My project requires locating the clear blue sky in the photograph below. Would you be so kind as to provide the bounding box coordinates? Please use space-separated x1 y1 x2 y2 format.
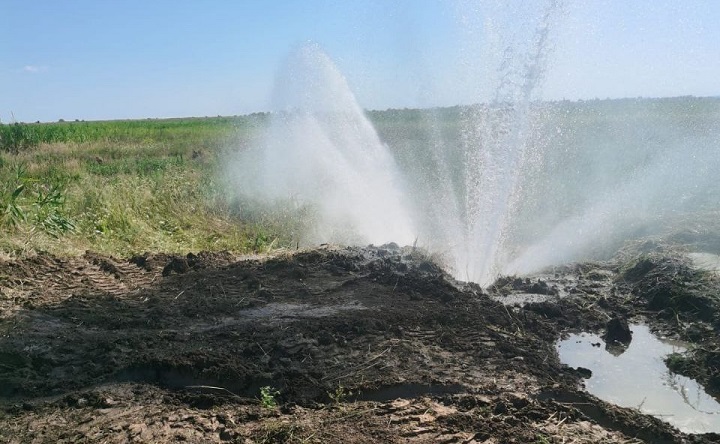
2 0 719 122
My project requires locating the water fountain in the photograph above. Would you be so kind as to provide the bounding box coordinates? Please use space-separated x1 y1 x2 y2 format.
387 0 565 284
230 1 720 286
229 43 416 247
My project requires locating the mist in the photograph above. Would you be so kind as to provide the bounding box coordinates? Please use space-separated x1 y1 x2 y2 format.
227 43 416 247
226 2 720 286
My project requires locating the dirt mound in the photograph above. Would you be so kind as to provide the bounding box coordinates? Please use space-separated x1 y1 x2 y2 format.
1 245 719 443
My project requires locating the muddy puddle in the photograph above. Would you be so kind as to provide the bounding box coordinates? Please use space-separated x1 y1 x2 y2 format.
557 324 720 434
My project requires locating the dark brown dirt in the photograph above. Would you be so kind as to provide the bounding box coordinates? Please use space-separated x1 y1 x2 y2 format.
0 244 719 443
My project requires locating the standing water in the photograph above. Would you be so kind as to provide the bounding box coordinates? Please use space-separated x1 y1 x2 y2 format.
557 325 720 434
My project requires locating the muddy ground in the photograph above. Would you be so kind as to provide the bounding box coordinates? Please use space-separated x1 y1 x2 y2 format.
1 242 719 443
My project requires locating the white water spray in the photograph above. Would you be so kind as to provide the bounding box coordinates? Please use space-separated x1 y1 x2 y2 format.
505 99 720 275
229 3 564 285
231 43 416 247
229 2 719 286
401 0 565 284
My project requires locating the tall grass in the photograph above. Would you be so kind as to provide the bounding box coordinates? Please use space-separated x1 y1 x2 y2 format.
0 114 283 257
0 115 268 154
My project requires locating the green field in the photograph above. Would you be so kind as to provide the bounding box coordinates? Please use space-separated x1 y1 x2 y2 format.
0 115 281 257
2 96 718 259
0 109 462 258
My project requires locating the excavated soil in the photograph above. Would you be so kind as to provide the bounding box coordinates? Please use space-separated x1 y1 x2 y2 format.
1 243 719 443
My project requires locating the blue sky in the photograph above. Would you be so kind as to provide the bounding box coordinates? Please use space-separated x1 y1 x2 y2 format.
2 0 719 122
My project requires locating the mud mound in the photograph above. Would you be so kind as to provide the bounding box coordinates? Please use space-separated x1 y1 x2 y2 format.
619 254 719 321
1 245 719 443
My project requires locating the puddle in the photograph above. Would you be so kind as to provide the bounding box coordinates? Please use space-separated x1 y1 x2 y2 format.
116 365 272 399
356 383 467 402
557 324 720 434
688 252 720 275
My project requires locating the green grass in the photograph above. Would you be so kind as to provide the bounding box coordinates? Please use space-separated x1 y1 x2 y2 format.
0 115 269 154
259 386 280 409
0 114 286 258
2 96 717 259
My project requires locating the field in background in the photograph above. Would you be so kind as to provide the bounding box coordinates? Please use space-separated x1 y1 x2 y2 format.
0 115 285 257
372 96 720 260
1 96 718 260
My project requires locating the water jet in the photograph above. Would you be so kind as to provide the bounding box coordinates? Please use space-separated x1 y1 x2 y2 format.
229 2 720 287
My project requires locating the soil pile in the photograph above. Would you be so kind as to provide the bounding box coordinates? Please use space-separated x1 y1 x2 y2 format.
1 244 719 443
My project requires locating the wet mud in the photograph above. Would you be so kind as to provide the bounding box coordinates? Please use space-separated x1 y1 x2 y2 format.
1 243 719 443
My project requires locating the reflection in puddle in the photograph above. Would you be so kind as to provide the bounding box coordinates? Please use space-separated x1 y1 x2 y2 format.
557 324 720 434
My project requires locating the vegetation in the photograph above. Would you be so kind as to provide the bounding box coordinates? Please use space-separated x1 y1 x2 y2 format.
252 421 307 444
2 95 717 259
0 116 260 154
327 384 353 404
0 115 283 257
259 385 280 409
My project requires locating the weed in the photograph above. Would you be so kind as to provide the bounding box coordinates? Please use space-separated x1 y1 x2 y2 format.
535 434 552 444
328 384 353 404
259 386 280 409
1 165 28 227
253 421 309 444
0 163 75 237
33 183 75 237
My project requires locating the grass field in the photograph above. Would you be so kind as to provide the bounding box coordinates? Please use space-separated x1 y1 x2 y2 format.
2 96 718 259
0 115 284 257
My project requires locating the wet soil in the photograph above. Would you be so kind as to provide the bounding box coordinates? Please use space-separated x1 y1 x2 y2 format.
1 243 719 443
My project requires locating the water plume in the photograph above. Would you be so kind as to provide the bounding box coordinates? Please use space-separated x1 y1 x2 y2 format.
230 43 415 247
400 0 566 284
504 98 720 274
229 2 720 287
